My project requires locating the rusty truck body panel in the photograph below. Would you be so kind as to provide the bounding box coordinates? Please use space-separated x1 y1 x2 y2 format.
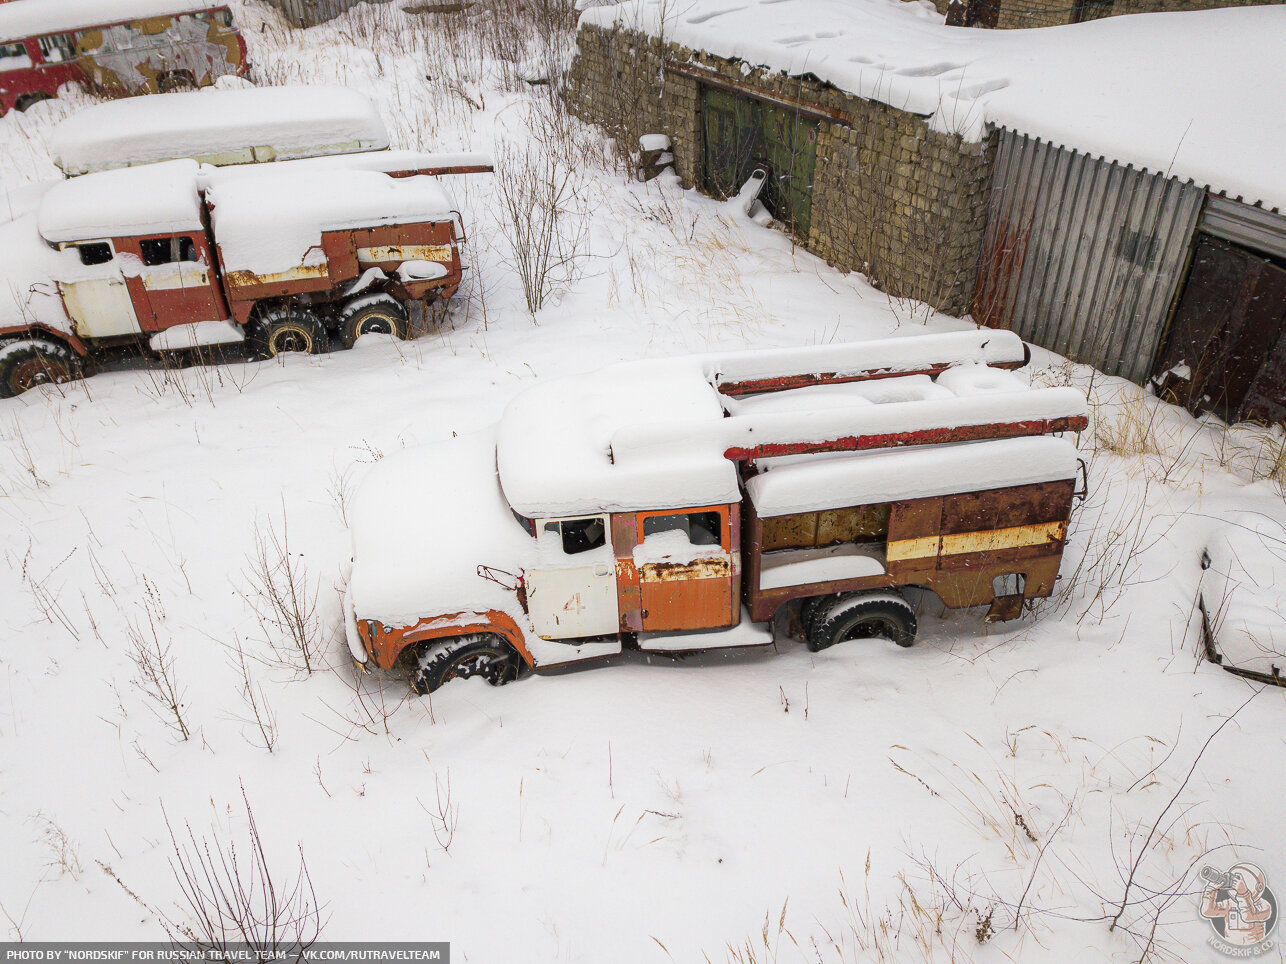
344 331 1089 692
0 1 247 116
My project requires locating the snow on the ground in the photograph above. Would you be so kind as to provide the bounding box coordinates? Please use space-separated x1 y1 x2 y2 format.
583 0 1286 212
0 2 1284 962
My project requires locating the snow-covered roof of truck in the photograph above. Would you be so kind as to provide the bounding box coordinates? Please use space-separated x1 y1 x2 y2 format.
745 435 1078 517
204 167 458 275
0 0 223 41
581 0 1286 213
37 159 205 243
50 86 389 177
496 332 1087 517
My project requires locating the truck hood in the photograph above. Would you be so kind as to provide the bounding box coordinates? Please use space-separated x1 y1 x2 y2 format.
0 214 76 334
347 429 537 629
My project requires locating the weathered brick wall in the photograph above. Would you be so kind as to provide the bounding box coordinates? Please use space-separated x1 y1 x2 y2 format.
1081 0 1283 17
567 23 996 316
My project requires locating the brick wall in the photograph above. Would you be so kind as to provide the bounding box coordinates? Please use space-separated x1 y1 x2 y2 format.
567 22 996 316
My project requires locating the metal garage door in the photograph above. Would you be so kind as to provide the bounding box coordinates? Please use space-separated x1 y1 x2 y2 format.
975 129 1204 384
701 86 817 236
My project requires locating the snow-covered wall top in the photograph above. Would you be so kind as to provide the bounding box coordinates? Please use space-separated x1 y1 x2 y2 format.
38 159 205 243
0 0 221 41
51 86 389 176
581 0 1286 212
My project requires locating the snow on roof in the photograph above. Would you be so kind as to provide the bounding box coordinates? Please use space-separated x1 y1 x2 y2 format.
496 336 1087 518
0 0 222 42
204 167 457 275
50 86 389 176
582 1 1286 212
745 435 1078 517
37 159 204 243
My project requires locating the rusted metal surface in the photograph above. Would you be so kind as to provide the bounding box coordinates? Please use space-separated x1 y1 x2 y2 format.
1151 234 1286 424
0 6 246 114
359 609 533 671
664 60 858 128
387 163 493 178
745 479 1074 622
0 322 89 356
716 355 1027 397
722 414 1087 462
610 504 739 633
975 128 1204 385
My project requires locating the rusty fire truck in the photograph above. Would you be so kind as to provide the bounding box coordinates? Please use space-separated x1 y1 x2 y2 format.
0 151 490 397
344 330 1089 693
0 0 248 115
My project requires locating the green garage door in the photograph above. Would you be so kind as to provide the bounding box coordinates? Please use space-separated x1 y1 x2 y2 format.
701 86 818 237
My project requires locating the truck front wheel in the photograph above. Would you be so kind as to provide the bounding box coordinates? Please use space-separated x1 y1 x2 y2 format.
412 633 524 694
339 294 408 349
0 339 81 399
249 306 328 359
807 592 917 652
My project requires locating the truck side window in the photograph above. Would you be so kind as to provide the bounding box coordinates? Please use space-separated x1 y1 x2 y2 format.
0 42 29 70
141 237 199 266
545 518 606 555
37 34 76 63
76 242 112 266
643 511 722 546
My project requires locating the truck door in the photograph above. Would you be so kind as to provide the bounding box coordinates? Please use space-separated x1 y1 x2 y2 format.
524 515 620 640
57 240 142 339
633 507 735 632
129 234 227 331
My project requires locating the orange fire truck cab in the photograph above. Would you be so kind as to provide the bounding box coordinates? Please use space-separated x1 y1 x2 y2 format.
344 330 1089 694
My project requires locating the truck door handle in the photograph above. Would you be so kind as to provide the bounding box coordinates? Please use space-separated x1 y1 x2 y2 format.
593 563 611 576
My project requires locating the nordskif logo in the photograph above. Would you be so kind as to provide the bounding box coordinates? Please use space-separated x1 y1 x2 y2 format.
1199 863 1278 957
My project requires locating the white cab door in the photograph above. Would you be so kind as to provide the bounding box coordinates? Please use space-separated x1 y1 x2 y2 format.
58 241 141 339
525 515 620 640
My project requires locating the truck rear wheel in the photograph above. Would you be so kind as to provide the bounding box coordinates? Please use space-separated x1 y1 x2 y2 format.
339 294 408 349
412 633 523 694
807 592 917 652
249 306 328 359
0 339 80 399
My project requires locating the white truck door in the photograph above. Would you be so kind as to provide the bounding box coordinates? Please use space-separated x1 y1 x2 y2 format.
525 515 620 640
58 241 141 339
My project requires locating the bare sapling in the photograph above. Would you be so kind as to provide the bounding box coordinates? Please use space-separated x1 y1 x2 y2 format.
418 767 458 855
228 635 279 753
495 124 591 314
163 791 325 959
240 507 326 677
126 606 190 741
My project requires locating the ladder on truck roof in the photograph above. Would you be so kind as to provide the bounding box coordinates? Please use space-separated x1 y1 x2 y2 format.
611 331 1088 465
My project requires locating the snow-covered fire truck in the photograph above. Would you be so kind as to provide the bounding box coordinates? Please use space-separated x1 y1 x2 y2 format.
344 330 1089 693
0 150 489 397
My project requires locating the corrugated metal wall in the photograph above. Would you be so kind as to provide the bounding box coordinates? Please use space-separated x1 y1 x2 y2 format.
975 129 1205 384
262 0 394 27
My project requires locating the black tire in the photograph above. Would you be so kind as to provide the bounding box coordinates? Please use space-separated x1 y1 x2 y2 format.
806 593 917 652
14 93 51 113
0 338 81 399
411 633 524 695
339 294 409 349
248 305 328 359
798 594 836 637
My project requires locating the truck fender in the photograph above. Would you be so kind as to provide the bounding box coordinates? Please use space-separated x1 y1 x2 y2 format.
0 324 88 357
363 609 533 670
